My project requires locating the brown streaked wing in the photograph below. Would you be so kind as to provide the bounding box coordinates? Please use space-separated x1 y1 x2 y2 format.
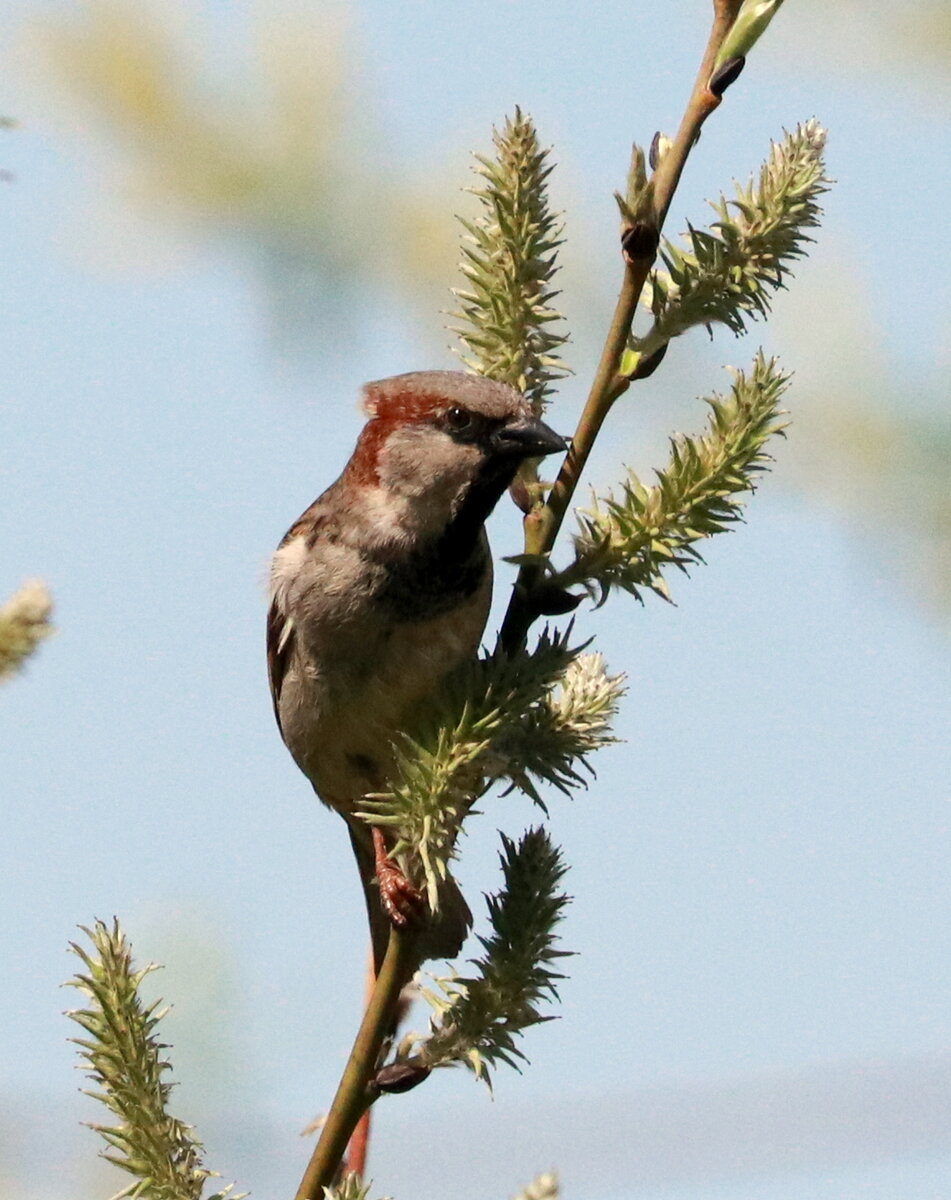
266 599 294 737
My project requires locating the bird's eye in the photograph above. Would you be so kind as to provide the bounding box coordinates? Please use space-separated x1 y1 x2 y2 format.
444 405 474 433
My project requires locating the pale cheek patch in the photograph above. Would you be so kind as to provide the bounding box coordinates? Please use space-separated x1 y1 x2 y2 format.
358 486 417 548
380 428 482 501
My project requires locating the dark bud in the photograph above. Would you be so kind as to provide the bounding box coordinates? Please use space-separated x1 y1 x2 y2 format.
621 221 660 263
375 1062 432 1094
629 341 669 381
709 55 746 98
649 132 661 171
530 582 584 617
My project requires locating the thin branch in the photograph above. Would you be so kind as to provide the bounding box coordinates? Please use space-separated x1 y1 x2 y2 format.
498 3 737 652
342 954 378 1181
294 927 419 1200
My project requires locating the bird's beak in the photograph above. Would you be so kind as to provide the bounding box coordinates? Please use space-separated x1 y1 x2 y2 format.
492 415 568 459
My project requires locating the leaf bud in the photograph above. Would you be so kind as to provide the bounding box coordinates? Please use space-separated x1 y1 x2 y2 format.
649 131 672 171
709 55 746 98
621 222 660 263
375 1062 432 1094
529 582 584 617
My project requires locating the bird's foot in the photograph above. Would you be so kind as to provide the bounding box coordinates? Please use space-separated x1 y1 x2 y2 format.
372 827 425 928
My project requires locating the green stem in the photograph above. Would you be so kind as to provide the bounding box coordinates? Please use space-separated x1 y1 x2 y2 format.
498 1 737 653
294 927 419 1200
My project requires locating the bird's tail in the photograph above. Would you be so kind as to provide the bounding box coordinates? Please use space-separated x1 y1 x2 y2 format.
348 824 472 977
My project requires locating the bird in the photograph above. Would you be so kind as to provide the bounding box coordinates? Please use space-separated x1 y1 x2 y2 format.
266 370 566 972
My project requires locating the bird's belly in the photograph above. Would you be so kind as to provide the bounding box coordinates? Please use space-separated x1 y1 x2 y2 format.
279 582 489 809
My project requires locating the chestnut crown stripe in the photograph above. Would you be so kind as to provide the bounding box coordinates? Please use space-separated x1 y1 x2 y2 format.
363 390 464 424
361 371 527 421
344 399 454 488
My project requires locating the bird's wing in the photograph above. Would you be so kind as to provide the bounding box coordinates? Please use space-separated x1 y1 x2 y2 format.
266 598 295 737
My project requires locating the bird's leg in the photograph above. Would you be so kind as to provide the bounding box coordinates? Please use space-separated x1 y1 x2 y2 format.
372 826 424 927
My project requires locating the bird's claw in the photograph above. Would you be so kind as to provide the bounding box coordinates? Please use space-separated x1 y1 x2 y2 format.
378 861 425 927
372 828 425 928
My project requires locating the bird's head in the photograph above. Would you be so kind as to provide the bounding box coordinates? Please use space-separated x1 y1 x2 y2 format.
345 370 566 542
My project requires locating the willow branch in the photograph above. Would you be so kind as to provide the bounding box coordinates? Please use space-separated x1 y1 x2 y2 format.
294 928 419 1200
498 1 738 652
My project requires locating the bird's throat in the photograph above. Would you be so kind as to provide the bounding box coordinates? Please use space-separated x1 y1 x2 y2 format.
445 457 520 553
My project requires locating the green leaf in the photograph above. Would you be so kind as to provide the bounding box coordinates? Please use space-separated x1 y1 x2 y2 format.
450 108 570 413
634 121 828 355
65 920 244 1200
400 828 571 1086
565 352 790 603
358 633 621 908
715 1 787 68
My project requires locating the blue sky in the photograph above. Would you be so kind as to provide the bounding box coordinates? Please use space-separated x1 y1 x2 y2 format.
2 2 950 1198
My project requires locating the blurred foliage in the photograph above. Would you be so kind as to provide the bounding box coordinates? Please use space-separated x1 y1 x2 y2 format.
512 1175 559 1200
789 380 951 616
0 580 53 680
33 0 459 338
896 2 951 67
771 241 951 620
885 1 951 80
759 2 950 617
792 0 951 87
40 5 354 250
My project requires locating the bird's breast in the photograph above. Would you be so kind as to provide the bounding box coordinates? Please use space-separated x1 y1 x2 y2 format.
274 533 492 808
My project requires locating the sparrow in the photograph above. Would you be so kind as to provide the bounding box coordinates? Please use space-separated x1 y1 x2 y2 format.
267 370 566 972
